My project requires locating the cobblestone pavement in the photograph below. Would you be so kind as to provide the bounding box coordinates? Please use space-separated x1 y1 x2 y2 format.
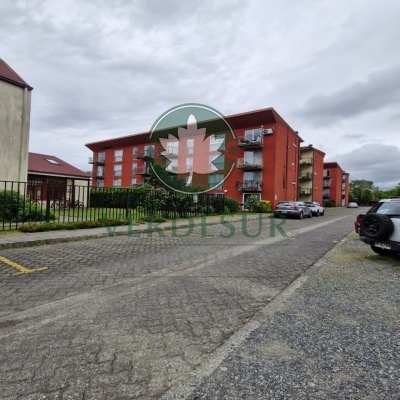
0 209 360 399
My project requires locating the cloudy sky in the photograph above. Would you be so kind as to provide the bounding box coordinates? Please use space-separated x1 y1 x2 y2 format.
2 0 400 189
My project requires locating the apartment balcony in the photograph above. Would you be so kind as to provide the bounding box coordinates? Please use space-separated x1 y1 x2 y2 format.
236 158 263 170
164 147 179 158
299 173 312 182
300 157 313 166
136 166 152 175
299 188 312 195
137 150 156 160
323 180 331 188
237 136 263 149
89 157 105 165
236 180 263 191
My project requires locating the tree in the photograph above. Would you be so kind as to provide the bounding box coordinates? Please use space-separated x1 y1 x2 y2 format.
349 180 378 205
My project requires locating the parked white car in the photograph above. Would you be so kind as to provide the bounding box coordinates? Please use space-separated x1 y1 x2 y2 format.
304 201 324 216
358 197 400 256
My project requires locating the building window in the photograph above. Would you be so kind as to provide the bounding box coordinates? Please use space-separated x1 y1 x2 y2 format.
166 142 179 156
210 134 225 151
186 139 194 154
208 173 224 189
144 145 155 157
186 157 193 171
113 164 122 176
132 178 137 186
114 149 123 162
98 152 105 163
244 129 262 142
97 165 104 177
132 147 138 159
113 179 121 187
132 162 138 174
209 154 224 171
97 180 104 188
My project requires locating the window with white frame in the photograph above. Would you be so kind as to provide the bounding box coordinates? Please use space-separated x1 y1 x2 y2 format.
114 149 123 162
186 157 193 172
132 178 137 186
113 164 122 176
186 139 194 154
208 173 224 189
209 154 224 171
244 128 262 142
132 162 138 174
166 141 179 156
210 134 225 151
97 180 104 188
113 179 121 187
98 152 105 163
144 145 155 157
132 147 138 159
97 165 104 177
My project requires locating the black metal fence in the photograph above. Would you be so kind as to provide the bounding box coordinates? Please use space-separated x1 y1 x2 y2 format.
0 180 225 231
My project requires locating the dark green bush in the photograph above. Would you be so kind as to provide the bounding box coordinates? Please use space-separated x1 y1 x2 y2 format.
224 197 240 213
19 218 130 233
324 200 336 207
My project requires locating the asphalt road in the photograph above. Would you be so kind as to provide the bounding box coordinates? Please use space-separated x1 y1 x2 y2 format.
0 207 362 399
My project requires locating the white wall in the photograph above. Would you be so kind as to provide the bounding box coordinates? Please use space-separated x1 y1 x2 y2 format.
0 80 31 182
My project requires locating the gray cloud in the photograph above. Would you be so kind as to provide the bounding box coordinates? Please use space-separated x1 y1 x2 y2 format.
297 66 400 126
2 0 400 181
333 144 400 190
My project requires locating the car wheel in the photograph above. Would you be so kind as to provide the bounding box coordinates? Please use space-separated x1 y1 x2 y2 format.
370 245 399 257
360 213 394 240
308 211 312 218
316 210 320 217
298 212 303 220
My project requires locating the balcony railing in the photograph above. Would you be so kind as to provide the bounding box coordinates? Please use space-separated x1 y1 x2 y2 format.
236 158 263 170
136 167 152 175
236 180 262 191
89 157 105 165
299 188 312 195
237 136 263 149
94 171 104 178
137 150 156 159
299 173 312 182
300 157 313 165
165 147 179 157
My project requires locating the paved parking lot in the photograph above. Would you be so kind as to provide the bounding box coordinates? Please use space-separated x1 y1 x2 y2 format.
0 209 360 399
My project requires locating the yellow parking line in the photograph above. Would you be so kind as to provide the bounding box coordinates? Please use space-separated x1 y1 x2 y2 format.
0 256 48 276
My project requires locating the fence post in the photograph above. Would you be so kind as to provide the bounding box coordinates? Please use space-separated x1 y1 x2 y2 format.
125 188 130 219
45 181 51 222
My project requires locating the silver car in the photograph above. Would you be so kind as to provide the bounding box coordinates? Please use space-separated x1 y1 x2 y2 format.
274 201 313 219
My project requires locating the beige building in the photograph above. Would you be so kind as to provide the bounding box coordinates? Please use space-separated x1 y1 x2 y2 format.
0 59 33 182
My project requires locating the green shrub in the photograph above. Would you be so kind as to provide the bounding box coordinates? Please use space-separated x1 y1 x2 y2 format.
324 200 336 207
224 197 240 213
257 200 272 213
19 218 130 233
245 195 260 212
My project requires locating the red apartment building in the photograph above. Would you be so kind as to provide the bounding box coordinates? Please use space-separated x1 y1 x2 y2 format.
86 108 352 208
299 145 326 204
323 162 350 206
86 107 304 208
